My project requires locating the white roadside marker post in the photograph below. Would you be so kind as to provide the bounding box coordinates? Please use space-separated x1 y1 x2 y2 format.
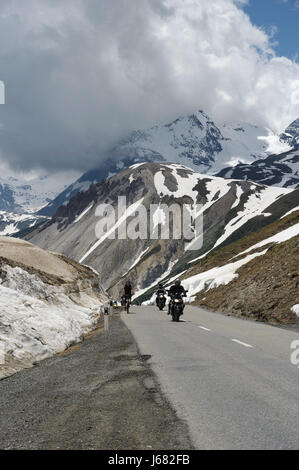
104 305 109 331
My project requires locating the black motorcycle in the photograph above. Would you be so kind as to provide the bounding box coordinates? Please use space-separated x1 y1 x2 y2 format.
169 291 188 322
156 292 166 311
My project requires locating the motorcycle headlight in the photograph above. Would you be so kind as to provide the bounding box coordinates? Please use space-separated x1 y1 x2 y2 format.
160 295 164 298
174 299 180 303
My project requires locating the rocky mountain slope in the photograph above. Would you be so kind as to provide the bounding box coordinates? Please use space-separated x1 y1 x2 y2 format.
39 110 295 217
217 149 299 189
0 237 107 379
181 211 299 324
137 208 299 324
26 163 298 314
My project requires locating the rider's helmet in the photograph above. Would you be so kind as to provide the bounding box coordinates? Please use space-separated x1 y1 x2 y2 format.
158 283 164 288
175 279 181 286
125 280 131 286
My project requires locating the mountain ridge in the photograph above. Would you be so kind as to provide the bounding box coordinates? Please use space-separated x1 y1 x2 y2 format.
25 163 297 305
38 110 296 217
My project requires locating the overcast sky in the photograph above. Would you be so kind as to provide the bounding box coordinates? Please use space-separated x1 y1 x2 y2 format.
0 0 298 176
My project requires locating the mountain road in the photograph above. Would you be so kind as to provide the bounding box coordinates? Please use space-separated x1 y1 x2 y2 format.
122 305 299 450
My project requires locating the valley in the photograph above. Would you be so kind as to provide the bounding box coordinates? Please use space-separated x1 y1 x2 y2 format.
0 108 298 451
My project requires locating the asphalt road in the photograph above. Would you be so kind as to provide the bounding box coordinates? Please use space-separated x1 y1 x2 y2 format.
122 305 299 450
0 316 192 450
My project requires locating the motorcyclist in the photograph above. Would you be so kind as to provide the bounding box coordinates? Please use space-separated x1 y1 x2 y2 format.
156 283 166 307
168 280 187 314
123 280 133 305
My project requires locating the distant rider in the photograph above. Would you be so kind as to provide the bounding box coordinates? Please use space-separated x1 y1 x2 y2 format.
168 280 187 314
123 280 134 305
156 283 166 307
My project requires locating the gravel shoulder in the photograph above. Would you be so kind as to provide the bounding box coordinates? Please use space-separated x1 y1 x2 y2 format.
0 314 193 450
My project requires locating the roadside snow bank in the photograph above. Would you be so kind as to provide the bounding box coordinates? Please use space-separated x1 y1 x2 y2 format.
0 265 104 379
291 305 299 317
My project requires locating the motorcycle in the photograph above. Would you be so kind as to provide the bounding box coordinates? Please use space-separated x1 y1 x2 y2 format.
169 291 188 322
156 293 166 310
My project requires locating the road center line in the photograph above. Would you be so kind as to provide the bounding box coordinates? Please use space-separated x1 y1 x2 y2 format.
198 326 211 332
232 339 253 348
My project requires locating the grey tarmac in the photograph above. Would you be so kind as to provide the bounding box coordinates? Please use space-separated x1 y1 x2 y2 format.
123 305 299 450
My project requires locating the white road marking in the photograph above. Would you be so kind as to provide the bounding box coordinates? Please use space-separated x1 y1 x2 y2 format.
232 339 253 348
198 326 211 332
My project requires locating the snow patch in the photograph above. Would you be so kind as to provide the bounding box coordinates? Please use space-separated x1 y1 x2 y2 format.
184 250 267 299
258 131 293 155
235 223 299 258
80 197 145 263
281 206 299 219
291 305 299 317
127 248 150 272
0 265 104 378
74 203 94 223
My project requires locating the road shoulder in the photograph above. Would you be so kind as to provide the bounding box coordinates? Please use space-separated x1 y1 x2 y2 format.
0 315 193 450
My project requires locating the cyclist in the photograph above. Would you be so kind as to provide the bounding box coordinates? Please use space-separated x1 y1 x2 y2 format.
123 280 133 305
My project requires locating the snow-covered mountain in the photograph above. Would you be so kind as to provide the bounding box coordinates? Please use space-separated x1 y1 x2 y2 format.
279 118 299 148
0 171 80 213
0 171 80 236
217 149 299 189
40 110 296 217
26 163 297 302
0 211 46 236
114 112 273 172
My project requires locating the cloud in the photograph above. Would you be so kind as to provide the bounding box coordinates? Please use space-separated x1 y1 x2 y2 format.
279 0 299 10
0 0 298 174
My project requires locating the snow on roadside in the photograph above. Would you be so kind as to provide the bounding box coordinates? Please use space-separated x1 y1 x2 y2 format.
291 305 299 317
0 265 103 379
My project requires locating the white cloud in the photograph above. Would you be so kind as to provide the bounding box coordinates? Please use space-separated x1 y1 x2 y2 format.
0 0 298 174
